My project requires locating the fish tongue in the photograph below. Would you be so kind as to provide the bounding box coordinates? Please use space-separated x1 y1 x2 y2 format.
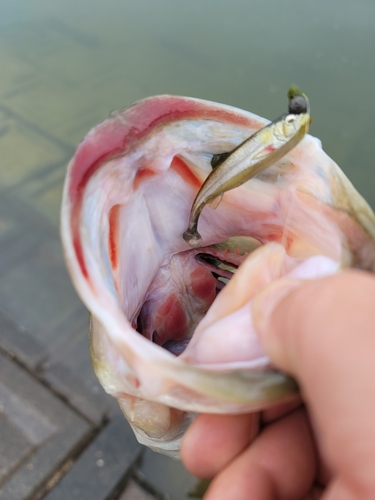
180 243 339 366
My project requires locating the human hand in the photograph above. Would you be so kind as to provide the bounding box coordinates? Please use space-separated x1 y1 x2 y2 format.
181 271 375 499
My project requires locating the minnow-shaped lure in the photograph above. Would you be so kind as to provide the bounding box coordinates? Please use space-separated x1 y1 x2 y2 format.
183 88 311 247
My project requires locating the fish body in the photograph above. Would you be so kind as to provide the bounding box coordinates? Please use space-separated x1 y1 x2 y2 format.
61 95 375 457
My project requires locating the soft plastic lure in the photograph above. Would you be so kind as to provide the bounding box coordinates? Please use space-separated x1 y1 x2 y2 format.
183 88 311 247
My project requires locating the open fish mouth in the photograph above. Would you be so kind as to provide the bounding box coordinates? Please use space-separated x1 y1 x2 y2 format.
61 95 375 455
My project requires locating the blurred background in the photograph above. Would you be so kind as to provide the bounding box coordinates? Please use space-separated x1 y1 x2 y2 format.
0 1 374 499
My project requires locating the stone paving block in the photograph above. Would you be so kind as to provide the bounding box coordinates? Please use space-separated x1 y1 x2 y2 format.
0 311 45 369
43 412 143 500
0 105 70 188
0 189 111 424
0 44 39 101
0 351 92 500
0 194 50 286
0 233 85 350
0 206 19 244
42 360 110 426
13 161 68 228
0 9 157 147
139 450 197 500
118 479 157 500
0 18 110 147
0 413 33 481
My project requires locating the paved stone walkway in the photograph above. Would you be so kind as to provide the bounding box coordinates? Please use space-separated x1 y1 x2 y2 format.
0 3 198 499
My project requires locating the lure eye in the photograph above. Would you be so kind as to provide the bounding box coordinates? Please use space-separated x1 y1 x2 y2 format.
285 114 296 124
288 95 308 115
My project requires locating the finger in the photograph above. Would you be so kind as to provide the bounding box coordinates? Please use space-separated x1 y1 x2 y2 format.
323 476 374 500
301 485 324 500
204 408 316 500
252 270 375 492
261 397 302 424
181 412 259 478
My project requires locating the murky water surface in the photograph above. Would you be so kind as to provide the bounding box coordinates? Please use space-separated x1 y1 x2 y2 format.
1 1 374 497
1 0 375 216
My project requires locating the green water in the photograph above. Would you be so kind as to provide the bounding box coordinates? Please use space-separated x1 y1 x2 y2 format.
1 0 375 214
1 1 374 498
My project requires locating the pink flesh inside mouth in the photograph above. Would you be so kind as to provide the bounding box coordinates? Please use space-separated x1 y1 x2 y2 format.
135 242 253 356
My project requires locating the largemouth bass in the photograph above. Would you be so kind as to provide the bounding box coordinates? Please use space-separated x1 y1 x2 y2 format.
60 95 375 457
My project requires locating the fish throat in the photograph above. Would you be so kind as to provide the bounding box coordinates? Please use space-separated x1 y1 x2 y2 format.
135 237 260 355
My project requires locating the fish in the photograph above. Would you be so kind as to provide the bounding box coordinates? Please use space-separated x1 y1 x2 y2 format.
183 89 311 247
60 94 375 458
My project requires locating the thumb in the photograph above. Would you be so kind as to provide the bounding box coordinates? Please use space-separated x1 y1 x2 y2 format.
252 270 375 382
252 270 375 494
252 276 303 374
